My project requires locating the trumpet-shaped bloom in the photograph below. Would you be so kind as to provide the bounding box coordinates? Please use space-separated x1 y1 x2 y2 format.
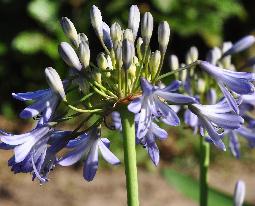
200 61 255 114
138 122 168 166
188 98 244 150
58 128 120 181
128 78 196 138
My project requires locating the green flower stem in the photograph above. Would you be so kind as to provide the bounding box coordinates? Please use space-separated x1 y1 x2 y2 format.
155 60 201 82
200 136 210 206
67 104 102 113
120 106 139 206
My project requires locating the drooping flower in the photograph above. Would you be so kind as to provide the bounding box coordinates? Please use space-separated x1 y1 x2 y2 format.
0 122 71 183
138 121 168 166
188 98 244 150
58 128 120 181
222 35 255 58
200 61 255 114
128 78 196 139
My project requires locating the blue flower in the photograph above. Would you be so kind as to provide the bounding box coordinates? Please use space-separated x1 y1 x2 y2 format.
0 123 70 183
138 122 168 166
188 98 244 150
13 89 59 125
225 129 240 158
58 128 120 181
128 78 196 138
200 61 255 114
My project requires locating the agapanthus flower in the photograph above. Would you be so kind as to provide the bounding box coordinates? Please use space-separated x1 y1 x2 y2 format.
138 121 168 166
128 78 196 139
12 68 66 125
188 98 244 150
233 180 246 206
0 122 70 183
58 128 120 181
200 61 255 114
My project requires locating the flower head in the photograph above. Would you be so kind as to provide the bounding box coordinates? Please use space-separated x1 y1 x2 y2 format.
58 128 120 181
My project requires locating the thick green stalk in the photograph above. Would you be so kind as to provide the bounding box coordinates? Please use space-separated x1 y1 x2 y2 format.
200 136 210 206
120 106 139 206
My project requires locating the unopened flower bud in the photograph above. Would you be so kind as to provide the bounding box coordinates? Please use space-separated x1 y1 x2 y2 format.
103 22 113 49
61 17 79 47
94 72 102 84
128 64 136 78
45 67 66 101
78 33 89 45
78 42 90 68
106 55 113 70
122 39 134 70
90 5 103 38
197 79 206 94
222 35 255 57
186 46 198 64
128 5 140 40
124 29 134 42
206 47 221 65
111 22 122 47
136 37 143 60
149 50 161 79
59 42 82 71
141 12 153 45
233 180 245 206
116 44 123 68
158 21 170 53
169 54 179 71
97 53 108 70
221 42 233 68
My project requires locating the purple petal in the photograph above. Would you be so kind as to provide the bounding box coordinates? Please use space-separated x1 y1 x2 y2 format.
218 83 239 114
83 142 99 181
156 90 196 104
222 35 255 57
148 142 159 166
140 78 153 96
12 89 50 101
98 140 120 165
128 97 142 113
161 80 181 92
150 122 168 139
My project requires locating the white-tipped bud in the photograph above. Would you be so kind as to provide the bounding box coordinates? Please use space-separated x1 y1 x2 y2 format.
150 50 161 79
97 53 108 70
234 180 245 206
136 37 143 60
206 47 221 65
45 67 66 101
58 42 82 71
222 35 255 57
90 5 103 38
197 79 206 94
78 33 89 44
106 55 113 70
124 29 134 42
94 72 102 84
61 17 79 47
186 46 199 64
78 42 90 68
158 21 170 53
128 5 140 40
116 44 123 68
169 54 179 71
221 42 233 68
141 12 153 45
111 22 122 45
128 64 136 78
122 39 134 70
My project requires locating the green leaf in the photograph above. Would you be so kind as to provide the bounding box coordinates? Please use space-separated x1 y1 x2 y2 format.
151 0 175 13
12 31 58 58
28 0 58 24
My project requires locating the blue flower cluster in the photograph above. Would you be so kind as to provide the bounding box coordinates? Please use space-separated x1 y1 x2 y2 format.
1 5 255 184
